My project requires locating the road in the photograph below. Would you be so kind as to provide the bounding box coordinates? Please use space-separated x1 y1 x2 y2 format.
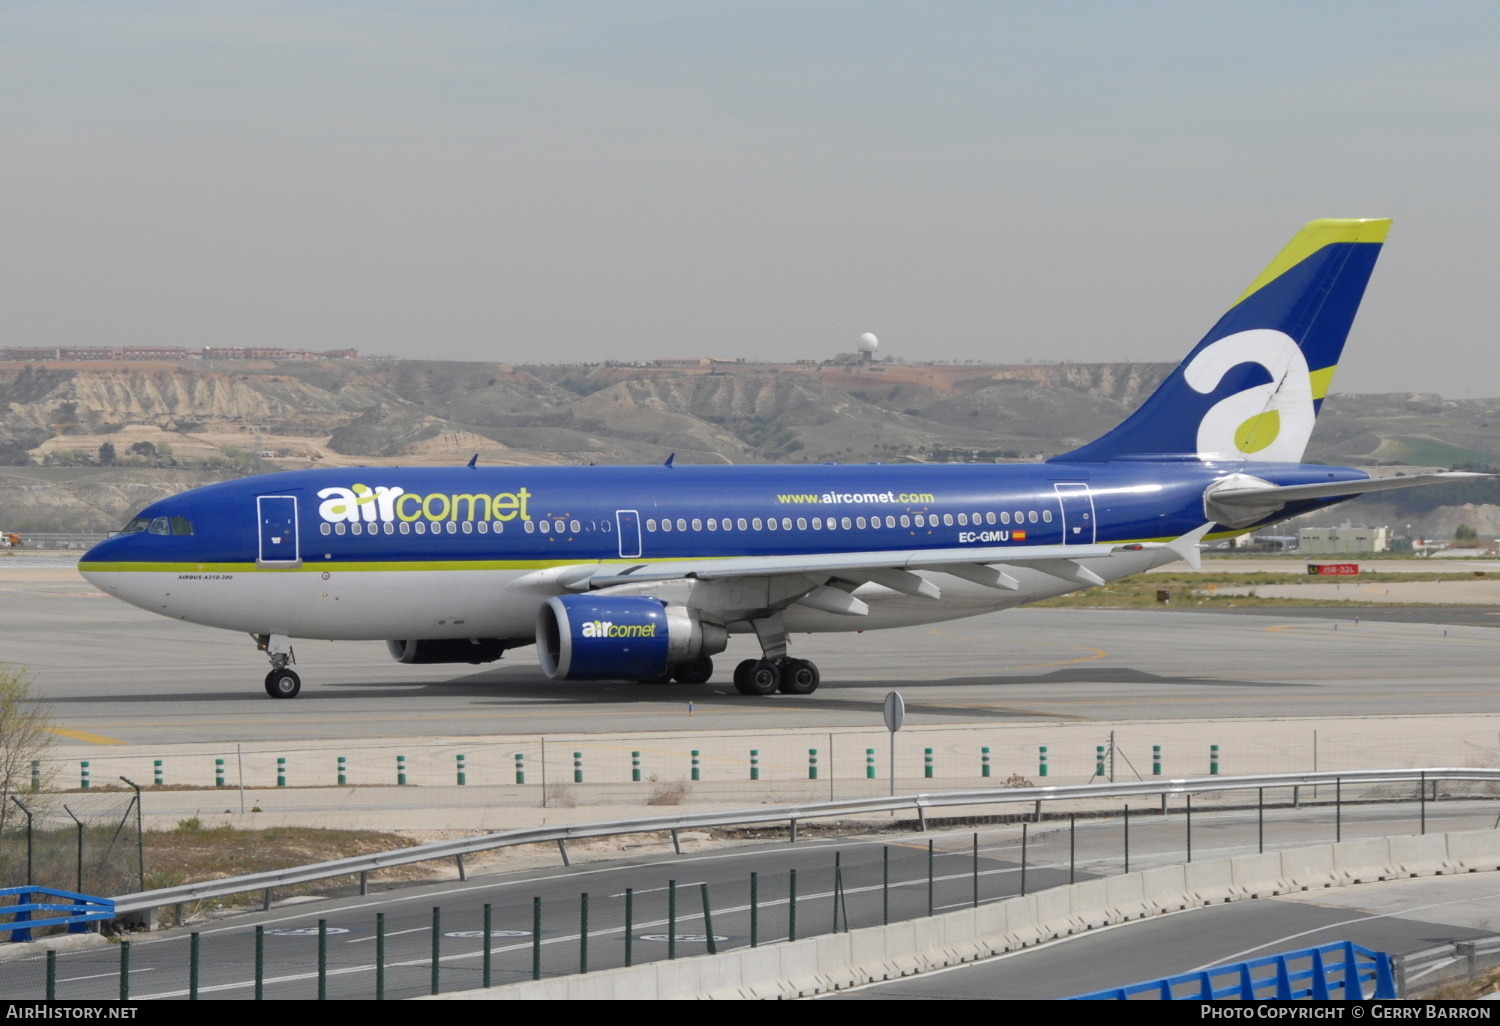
5 800 1500 1000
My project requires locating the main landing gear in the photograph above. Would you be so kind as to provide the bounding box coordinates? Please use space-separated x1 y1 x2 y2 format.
730 613 821 696
254 633 301 699
732 657 820 696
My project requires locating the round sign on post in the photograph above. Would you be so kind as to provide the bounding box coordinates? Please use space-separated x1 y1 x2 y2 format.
883 691 904 798
883 692 905 733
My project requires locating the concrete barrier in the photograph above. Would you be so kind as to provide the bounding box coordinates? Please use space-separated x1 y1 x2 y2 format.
1280 842 1339 890
1448 831 1500 872
1390 833 1452 876
1184 858 1235 904
1229 852 1283 899
424 829 1500 1001
1334 838 1399 884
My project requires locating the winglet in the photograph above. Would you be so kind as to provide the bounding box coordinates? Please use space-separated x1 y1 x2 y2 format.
1167 522 1213 571
466 453 478 469
663 453 676 468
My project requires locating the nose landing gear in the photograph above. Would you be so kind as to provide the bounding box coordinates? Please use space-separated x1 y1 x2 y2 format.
264 668 302 699
254 633 301 699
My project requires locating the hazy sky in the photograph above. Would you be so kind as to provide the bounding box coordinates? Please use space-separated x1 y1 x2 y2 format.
4 2 1498 396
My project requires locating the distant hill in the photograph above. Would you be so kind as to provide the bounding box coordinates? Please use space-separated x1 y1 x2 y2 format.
1 357 1496 534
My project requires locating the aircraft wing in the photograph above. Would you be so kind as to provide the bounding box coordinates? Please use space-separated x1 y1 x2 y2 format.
1209 471 1488 508
584 523 1212 592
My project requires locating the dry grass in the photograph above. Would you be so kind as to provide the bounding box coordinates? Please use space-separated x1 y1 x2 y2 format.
646 778 691 806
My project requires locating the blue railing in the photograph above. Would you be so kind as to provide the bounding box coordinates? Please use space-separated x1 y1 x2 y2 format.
1 887 115 942
1069 940 1398 1000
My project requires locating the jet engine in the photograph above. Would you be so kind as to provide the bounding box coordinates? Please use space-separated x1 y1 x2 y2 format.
536 595 727 681
386 638 511 664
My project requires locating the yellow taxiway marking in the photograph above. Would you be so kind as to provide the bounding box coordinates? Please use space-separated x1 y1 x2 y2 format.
47 728 127 745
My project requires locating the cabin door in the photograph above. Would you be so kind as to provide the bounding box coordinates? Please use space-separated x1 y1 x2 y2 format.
257 495 302 566
615 510 642 558
1053 483 1096 546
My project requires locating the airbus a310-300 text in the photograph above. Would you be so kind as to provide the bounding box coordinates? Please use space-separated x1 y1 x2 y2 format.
79 219 1482 699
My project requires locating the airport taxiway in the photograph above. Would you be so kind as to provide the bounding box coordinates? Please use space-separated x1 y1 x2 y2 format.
7 562 1500 745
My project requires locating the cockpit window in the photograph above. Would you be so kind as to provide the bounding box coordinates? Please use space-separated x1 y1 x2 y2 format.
120 515 193 536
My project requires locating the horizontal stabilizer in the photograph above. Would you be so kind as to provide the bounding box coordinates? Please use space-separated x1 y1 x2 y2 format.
1209 472 1488 507
1166 522 1213 572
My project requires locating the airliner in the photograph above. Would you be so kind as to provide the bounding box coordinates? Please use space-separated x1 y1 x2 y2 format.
78 218 1481 699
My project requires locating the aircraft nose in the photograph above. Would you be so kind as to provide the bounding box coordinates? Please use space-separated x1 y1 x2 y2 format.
78 564 119 595
78 537 122 594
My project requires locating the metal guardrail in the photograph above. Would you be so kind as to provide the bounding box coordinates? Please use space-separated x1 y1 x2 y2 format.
1397 935 1500 997
110 767 1500 917
1069 940 1398 1000
1 887 115 942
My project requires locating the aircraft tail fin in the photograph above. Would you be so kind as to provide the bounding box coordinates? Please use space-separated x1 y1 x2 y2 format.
1051 218 1391 464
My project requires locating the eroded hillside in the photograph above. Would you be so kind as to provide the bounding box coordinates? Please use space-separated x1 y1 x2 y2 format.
2 357 1497 533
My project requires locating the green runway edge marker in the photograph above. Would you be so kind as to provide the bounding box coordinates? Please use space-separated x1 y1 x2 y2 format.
397 754 406 786
573 751 582 783
514 752 525 784
1153 744 1162 776
981 746 991 778
276 757 286 788
80 761 89 789
750 749 759 781
456 753 466 786
337 755 347 786
1210 744 1220 775
808 748 818 780
631 751 641 782
924 747 933 779
866 748 876 779
154 759 163 786
1039 745 1048 777
691 750 700 782
215 758 225 788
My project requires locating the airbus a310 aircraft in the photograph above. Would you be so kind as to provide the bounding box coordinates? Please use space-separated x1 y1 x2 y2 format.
79 218 1481 699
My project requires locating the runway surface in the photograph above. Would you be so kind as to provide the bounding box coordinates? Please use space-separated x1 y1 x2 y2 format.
7 568 1500 744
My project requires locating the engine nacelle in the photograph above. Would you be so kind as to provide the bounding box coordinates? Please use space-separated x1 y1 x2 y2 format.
386 638 511 664
536 595 728 681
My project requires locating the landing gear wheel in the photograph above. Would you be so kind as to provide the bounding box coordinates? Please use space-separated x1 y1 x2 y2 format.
264 668 301 699
673 656 714 684
733 658 780 696
778 658 820 695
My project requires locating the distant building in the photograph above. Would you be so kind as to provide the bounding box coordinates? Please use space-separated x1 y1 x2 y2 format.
0 345 359 362
1298 525 1390 554
651 358 736 368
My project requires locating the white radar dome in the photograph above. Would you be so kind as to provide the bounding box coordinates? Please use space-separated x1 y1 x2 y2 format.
858 332 879 352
